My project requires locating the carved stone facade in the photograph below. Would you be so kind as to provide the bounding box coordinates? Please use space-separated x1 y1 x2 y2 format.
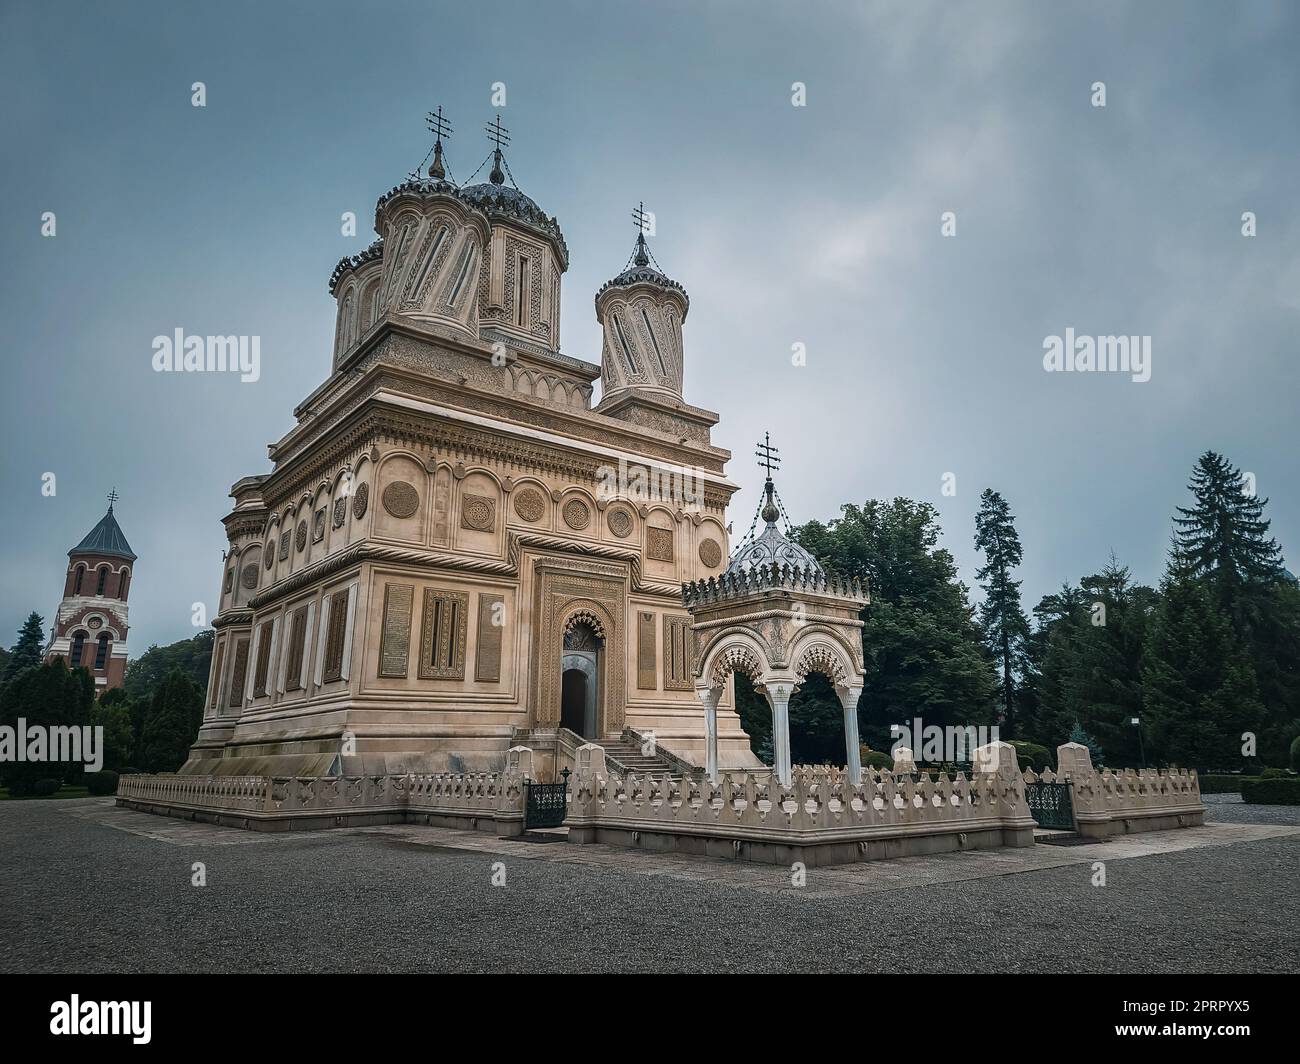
184 137 752 779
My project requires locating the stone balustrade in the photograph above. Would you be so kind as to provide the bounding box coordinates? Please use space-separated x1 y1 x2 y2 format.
681 560 867 608
117 747 531 834
1034 742 1204 836
564 741 1036 865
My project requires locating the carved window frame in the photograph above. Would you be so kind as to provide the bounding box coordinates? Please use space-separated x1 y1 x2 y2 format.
419 588 468 680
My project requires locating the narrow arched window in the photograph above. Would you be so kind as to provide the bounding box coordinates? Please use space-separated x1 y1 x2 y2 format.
69 631 87 667
95 566 108 595
94 633 111 671
117 569 129 599
73 565 85 595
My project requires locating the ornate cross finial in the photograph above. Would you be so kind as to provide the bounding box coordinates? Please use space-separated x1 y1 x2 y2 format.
106 487 120 512
424 105 453 180
485 114 511 184
631 201 651 266
755 432 781 480
755 433 781 525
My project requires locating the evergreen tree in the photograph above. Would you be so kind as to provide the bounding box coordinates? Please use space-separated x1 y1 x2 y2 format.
795 499 997 751
1 612 47 686
123 630 213 704
1068 721 1104 767
1173 452 1284 601
1142 571 1261 770
138 669 203 772
0 658 92 793
90 698 135 772
973 489 1030 736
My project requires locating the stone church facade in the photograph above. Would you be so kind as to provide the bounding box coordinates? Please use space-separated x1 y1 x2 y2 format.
184 130 761 777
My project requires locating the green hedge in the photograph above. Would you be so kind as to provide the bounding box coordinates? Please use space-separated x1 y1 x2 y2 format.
1010 741 1052 773
1241 778 1300 805
1199 774 1261 794
32 779 61 796
862 751 893 770
85 770 119 796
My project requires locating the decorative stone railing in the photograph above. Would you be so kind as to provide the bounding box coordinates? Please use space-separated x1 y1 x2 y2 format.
1025 743 1205 837
563 741 1035 864
117 749 530 835
681 561 867 608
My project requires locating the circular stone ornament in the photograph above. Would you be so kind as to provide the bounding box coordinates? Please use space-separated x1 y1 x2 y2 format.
462 495 494 531
513 487 545 522
562 498 591 530
698 538 723 568
241 564 260 590
352 482 370 520
295 521 308 552
264 542 274 568
87 616 103 630
332 496 348 529
607 507 633 538
382 480 420 519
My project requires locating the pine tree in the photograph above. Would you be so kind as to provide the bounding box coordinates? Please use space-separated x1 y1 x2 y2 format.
139 669 203 773
2 612 47 685
1068 721 1104 767
973 489 1030 736
1173 451 1283 605
1142 572 1261 770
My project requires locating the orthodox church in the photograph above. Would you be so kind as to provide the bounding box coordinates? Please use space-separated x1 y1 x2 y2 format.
183 114 781 777
44 495 135 691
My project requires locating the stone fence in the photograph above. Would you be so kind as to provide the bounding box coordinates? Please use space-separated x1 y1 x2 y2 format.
563 740 1036 865
1032 742 1204 837
117 750 528 835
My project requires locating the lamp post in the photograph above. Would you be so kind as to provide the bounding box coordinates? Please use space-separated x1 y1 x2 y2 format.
1131 716 1146 769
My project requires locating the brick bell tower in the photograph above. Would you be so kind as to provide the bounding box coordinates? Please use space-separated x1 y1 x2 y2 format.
44 491 136 693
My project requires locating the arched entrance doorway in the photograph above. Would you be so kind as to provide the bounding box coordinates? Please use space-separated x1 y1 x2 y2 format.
560 620 602 738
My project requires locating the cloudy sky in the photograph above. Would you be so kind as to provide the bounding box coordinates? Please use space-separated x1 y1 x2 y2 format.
1 0 1296 653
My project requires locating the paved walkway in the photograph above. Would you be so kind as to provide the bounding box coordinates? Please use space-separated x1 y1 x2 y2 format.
3 797 1297 972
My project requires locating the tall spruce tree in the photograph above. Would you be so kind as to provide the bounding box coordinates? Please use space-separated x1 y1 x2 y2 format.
139 669 204 773
973 489 1030 736
1173 451 1283 604
2 612 47 685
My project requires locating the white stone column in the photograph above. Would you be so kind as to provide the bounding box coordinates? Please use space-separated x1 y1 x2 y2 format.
696 687 722 782
765 684 793 786
838 685 863 784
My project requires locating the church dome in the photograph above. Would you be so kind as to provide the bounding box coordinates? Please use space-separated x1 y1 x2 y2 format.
724 515 824 577
456 180 567 265
595 232 689 316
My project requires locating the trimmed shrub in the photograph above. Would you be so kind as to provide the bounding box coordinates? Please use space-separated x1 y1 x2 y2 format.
1010 741 1052 773
1291 735 1300 774
1259 766 1288 780
85 770 120 796
32 779 61 796
1199 774 1259 795
1241 778 1300 805
6 780 32 797
863 751 893 770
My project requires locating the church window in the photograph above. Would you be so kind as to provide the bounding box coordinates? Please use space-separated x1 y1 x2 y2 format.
284 606 309 691
612 313 638 374
410 227 447 301
641 308 668 376
94 632 111 671
228 638 250 708
322 588 350 683
95 566 108 595
73 565 85 595
252 619 275 697
447 244 475 308
70 631 87 667
209 642 226 710
663 615 694 691
418 588 467 680
516 256 530 325
117 569 129 599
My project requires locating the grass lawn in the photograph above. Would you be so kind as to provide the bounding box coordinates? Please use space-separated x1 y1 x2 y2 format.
0 786 90 801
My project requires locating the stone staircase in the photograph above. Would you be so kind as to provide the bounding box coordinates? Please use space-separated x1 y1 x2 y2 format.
598 737 683 778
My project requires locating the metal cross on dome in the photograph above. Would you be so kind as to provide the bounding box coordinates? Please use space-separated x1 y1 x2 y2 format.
106 488 120 511
755 433 781 480
485 114 511 152
425 105 453 146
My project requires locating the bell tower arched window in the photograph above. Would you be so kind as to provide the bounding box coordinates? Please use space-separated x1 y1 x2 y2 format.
69 631 87 667
73 565 85 595
117 569 129 600
94 633 111 671
95 566 108 596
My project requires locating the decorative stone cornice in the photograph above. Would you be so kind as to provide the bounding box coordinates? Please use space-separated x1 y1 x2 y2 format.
682 561 868 609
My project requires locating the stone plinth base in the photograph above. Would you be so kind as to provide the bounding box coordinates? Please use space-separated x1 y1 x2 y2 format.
1075 807 1206 838
568 821 1035 867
